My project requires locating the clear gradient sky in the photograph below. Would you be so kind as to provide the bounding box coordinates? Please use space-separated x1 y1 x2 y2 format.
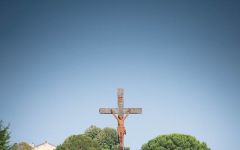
0 1 240 149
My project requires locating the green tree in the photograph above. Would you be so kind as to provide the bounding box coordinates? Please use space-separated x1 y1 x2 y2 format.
0 120 10 150
141 133 210 150
84 125 102 140
56 134 101 150
84 125 119 150
58 125 129 150
96 127 118 150
11 142 32 150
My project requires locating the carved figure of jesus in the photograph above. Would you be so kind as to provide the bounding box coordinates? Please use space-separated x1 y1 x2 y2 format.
111 109 130 148
99 88 142 150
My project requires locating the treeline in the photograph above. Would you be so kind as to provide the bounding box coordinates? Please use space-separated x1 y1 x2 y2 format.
56 125 129 150
1 120 210 150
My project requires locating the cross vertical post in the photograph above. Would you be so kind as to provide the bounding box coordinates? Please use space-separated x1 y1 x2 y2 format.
118 88 124 118
99 88 142 150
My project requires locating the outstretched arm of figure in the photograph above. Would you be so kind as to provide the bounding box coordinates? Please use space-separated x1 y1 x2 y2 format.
111 109 118 120
124 109 130 121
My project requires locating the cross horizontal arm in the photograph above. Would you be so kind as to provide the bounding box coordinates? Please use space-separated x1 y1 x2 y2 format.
99 108 142 114
99 108 118 114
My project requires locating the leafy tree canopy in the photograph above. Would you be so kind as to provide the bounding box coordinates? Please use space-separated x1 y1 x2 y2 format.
11 142 32 150
0 120 10 150
84 126 118 150
56 134 101 150
95 127 118 150
84 125 101 140
141 133 210 150
57 125 127 150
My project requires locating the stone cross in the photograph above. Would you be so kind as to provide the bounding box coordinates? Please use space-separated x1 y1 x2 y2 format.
99 88 142 150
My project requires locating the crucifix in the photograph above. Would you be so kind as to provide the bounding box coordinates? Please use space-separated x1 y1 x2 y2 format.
99 88 142 150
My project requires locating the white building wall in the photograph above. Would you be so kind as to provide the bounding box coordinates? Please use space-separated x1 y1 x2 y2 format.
33 142 56 150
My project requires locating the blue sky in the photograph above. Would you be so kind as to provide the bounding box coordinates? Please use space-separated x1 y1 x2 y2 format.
0 1 240 149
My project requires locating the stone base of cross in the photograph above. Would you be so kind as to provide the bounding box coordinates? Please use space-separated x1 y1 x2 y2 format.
99 88 142 150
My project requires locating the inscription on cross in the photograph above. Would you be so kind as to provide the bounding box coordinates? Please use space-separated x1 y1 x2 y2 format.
99 88 142 150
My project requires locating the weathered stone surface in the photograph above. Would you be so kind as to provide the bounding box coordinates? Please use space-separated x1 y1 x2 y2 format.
99 108 142 114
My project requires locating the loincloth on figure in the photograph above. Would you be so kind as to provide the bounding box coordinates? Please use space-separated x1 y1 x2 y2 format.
118 126 126 136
